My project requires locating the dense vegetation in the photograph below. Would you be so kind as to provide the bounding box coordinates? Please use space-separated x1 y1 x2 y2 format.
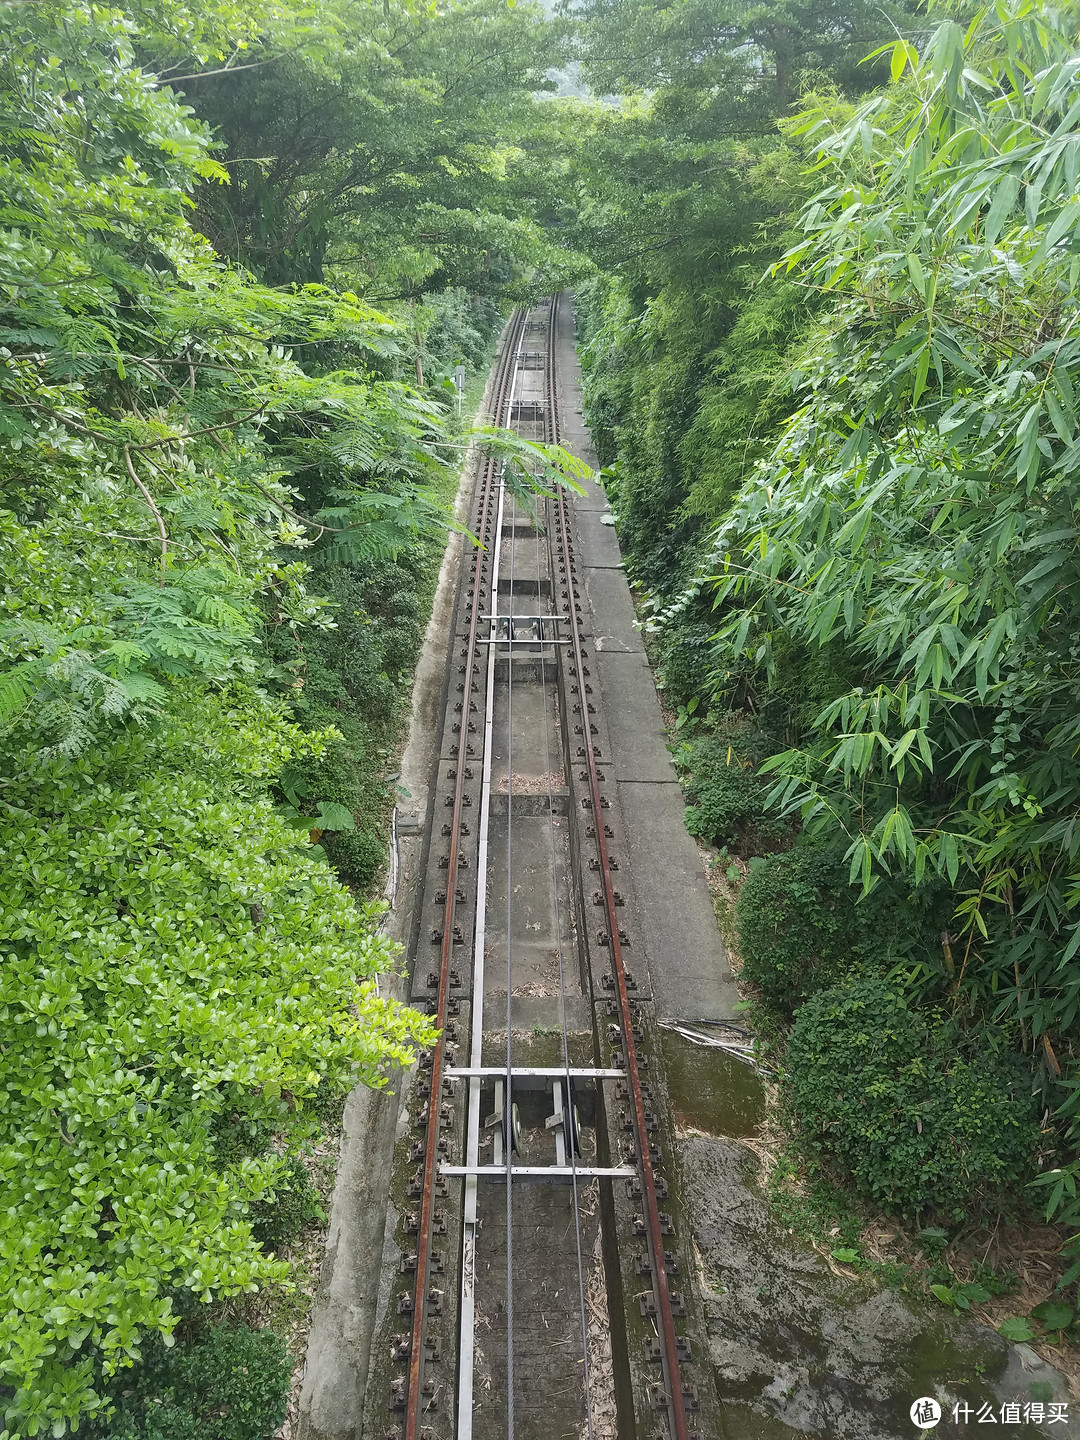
0 0 577 1433
576 0 1080 1293
8 0 1080 1428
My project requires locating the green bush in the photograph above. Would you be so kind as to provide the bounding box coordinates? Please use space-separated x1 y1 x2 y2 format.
324 827 386 890
735 846 876 1011
678 725 788 853
421 287 502 374
0 716 431 1427
95 1325 290 1440
653 611 717 705
786 979 1037 1215
250 1156 324 1252
209 1109 276 1169
685 764 762 846
734 845 945 1015
267 555 428 893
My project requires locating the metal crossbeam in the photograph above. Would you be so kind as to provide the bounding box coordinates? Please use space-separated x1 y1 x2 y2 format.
478 613 568 622
445 1066 624 1079
441 1164 636 1179
475 637 573 646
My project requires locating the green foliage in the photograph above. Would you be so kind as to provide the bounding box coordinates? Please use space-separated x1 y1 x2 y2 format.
250 1157 324 1252
0 707 434 1432
268 529 472 888
209 1108 276 1170
0 0 468 748
684 756 765 848
734 846 946 1015
324 828 386 890
306 1080 349 1130
998 1316 1036 1343
0 5 490 1427
671 6 1080 1240
1031 1299 1075 1335
419 290 504 381
578 0 1080 1248
568 0 897 599
92 1324 290 1440
181 0 582 295
786 979 1037 1215
927 1279 993 1313
0 0 588 1433
568 0 909 116
707 6 1080 1037
676 724 789 853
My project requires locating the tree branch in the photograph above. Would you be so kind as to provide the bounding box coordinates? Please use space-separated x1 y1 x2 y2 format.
123 446 168 571
128 404 270 451
163 45 308 85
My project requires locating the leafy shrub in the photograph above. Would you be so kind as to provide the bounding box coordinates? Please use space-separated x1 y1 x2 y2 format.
786 979 1037 1215
421 287 502 375
678 724 789 853
95 1325 290 1440
0 717 433 1428
735 846 875 1011
210 1109 276 1169
268 556 428 893
324 827 386 889
250 1156 324 1252
734 845 946 1015
653 611 718 706
685 762 763 845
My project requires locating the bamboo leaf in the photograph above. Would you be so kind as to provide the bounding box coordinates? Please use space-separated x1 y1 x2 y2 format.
912 346 931 406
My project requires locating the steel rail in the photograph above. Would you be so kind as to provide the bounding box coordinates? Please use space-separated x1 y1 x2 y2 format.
456 311 529 1440
503 423 517 1440
546 292 690 1440
402 307 527 1440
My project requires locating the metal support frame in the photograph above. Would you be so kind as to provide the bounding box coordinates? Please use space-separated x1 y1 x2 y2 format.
446 1066 623 1080
441 1164 635 1179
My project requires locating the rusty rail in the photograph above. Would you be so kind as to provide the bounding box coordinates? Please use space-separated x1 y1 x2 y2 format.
546 291 690 1440
402 308 527 1440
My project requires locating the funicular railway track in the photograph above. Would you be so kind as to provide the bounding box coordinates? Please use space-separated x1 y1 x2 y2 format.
386 296 700 1440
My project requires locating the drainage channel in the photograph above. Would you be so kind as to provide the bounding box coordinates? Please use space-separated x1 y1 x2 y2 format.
372 296 718 1440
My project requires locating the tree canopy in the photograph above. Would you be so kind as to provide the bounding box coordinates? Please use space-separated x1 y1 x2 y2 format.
180 0 581 293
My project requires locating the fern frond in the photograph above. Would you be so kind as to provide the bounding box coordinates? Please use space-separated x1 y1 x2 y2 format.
115 670 168 704
0 658 48 722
